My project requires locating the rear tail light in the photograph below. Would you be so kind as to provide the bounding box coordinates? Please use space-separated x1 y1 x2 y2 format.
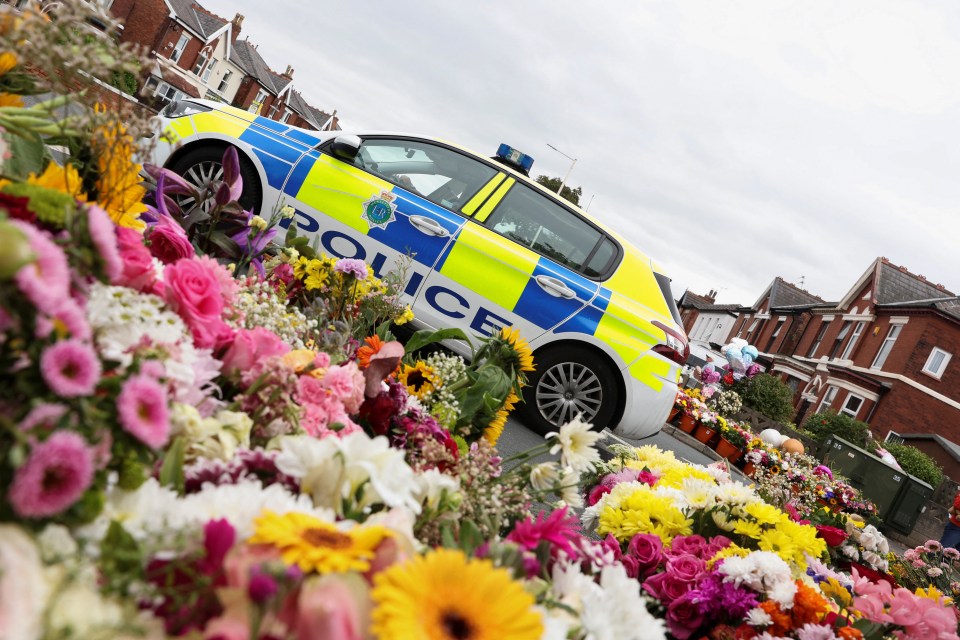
652 320 689 366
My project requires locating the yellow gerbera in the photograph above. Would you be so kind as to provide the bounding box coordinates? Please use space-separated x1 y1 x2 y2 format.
371 548 543 640
397 361 437 399
500 326 535 374
93 120 147 229
0 51 17 75
249 510 390 574
27 162 86 200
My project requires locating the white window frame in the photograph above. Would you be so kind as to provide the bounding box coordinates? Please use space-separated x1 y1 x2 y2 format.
839 321 866 361
201 58 217 82
922 347 952 380
249 88 269 113
171 33 190 62
281 110 292 123
808 320 830 358
817 385 838 414
217 69 233 93
840 393 864 419
191 51 208 75
152 81 185 104
746 319 759 335
871 324 902 370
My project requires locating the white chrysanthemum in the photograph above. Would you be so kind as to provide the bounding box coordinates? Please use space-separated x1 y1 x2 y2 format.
276 432 422 516
530 461 562 492
538 605 576 640
37 524 78 562
745 607 773 627
558 466 585 509
715 482 758 506
719 551 792 595
767 578 798 608
547 415 605 472
87 283 187 366
677 477 718 510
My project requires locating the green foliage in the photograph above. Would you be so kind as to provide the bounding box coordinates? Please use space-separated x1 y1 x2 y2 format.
802 410 871 448
110 69 138 96
535 175 582 206
883 442 944 489
732 373 796 423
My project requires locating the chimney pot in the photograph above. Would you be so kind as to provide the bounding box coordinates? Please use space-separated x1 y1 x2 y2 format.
284 65 294 78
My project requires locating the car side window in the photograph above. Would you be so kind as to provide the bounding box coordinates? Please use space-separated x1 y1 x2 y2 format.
354 138 497 212
484 183 604 274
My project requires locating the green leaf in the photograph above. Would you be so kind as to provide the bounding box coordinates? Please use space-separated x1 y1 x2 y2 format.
207 232 242 258
4 131 46 180
459 519 483 555
458 366 511 421
404 328 472 355
158 437 186 495
441 523 457 549
99 520 144 588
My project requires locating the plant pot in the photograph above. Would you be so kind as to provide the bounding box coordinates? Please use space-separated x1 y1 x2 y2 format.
715 438 744 463
693 423 717 445
741 461 756 477
668 407 681 424
678 413 697 433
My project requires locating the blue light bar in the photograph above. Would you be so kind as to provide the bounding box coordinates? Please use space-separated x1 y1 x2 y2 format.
496 144 534 173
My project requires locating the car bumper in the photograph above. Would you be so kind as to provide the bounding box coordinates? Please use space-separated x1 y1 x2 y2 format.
613 353 681 439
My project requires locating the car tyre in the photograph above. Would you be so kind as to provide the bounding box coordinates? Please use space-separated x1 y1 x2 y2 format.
519 345 618 436
168 145 262 213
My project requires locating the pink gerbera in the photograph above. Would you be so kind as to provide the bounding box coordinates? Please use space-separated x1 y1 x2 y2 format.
11 219 70 315
506 507 581 556
85 204 122 282
8 431 94 518
18 403 68 432
39 339 102 397
116 373 171 448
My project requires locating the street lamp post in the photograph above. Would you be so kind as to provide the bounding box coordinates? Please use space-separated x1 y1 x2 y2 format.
546 143 576 196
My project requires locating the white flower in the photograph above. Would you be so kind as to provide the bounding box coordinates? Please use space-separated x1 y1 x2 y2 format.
546 414 605 472
768 579 799 608
37 524 78 562
557 467 584 509
0 525 48 640
859 525 883 551
279 205 296 219
745 607 773 627
840 544 860 560
677 477 718 510
529 461 562 491
415 468 459 511
861 551 888 571
47 579 124 638
537 605 576 640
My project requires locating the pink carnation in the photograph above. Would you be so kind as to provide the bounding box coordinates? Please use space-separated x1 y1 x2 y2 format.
320 362 365 413
8 431 94 518
35 297 91 342
39 339 101 397
298 376 360 438
85 204 122 282
147 215 195 264
163 257 231 349
11 220 70 315
221 327 290 375
18 403 67 432
116 373 171 448
114 227 159 293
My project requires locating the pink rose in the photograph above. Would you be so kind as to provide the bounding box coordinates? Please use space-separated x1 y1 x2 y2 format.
668 535 706 558
163 258 231 348
148 216 195 264
114 227 159 293
666 592 706 640
221 328 291 375
320 362 365 414
643 570 692 603
587 484 612 506
626 533 664 578
294 575 370 640
666 554 705 582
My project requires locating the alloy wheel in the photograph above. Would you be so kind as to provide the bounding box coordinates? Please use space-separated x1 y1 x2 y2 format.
535 361 603 426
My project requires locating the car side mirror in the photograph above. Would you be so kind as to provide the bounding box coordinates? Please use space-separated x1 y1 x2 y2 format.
330 134 361 162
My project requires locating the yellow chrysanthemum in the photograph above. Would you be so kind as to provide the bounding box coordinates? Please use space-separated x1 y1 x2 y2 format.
398 361 437 399
706 543 750 567
500 326 535 373
395 306 414 325
0 92 22 107
27 162 86 200
93 120 146 229
732 519 763 540
249 510 390 574
820 577 853 608
597 485 693 544
0 51 17 75
745 501 785 526
371 548 543 640
757 528 799 565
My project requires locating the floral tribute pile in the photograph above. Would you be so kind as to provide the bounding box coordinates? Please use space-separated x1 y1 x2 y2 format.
1 4 960 639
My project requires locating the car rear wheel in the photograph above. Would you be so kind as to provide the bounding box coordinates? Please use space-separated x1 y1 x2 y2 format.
519 345 618 435
167 146 262 214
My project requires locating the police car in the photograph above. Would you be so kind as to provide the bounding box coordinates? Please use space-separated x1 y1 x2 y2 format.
153 99 689 438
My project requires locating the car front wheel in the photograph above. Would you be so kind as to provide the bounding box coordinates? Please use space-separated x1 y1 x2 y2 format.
167 145 262 214
519 345 618 435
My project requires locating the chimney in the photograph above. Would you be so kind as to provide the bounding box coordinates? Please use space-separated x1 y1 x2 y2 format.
704 289 717 304
231 13 244 42
282 65 294 79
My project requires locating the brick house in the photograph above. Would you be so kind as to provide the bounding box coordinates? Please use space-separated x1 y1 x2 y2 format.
727 259 960 477
677 289 742 349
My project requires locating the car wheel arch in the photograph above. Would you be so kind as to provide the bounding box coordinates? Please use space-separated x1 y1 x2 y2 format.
163 138 266 213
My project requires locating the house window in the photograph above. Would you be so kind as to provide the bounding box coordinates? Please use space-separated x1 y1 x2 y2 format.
746 319 759 336
765 318 786 352
817 385 838 413
839 321 866 361
202 58 217 82
922 347 952 379
807 320 830 358
192 51 209 75
840 393 864 419
171 33 190 62
249 88 268 113
871 325 902 370
281 110 292 123
217 69 232 93
152 80 185 105
829 321 852 359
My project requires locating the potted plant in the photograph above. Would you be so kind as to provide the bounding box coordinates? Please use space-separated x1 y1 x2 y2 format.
693 410 719 445
716 420 748 463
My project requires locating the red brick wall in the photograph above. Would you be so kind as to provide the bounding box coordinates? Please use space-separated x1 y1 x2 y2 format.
681 308 701 334
871 381 960 442
110 0 170 53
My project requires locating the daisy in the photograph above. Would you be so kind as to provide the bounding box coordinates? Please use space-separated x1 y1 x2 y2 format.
546 414 604 472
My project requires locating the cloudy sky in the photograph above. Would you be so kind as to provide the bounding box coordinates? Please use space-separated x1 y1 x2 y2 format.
203 0 960 306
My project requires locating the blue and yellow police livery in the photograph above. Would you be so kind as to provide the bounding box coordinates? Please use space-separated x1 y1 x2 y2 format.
152 99 689 438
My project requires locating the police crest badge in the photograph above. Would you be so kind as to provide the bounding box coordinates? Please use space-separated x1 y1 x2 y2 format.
361 191 398 230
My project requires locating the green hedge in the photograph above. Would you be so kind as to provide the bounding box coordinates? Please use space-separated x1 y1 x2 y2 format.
883 442 944 489
802 410 872 448
731 373 796 423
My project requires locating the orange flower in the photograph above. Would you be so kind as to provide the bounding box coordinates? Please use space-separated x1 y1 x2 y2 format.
792 580 829 627
356 335 385 369
759 601 792 637
837 627 863 640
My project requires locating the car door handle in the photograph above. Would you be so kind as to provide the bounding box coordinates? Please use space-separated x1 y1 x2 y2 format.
535 275 576 299
409 215 449 237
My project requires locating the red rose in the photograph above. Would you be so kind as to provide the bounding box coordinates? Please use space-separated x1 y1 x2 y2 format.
815 524 848 547
147 215 195 264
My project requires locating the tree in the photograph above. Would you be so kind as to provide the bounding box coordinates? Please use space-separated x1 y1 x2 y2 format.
535 175 581 206
731 373 796 423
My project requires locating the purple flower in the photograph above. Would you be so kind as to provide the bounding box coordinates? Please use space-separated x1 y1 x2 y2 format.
248 570 278 603
215 146 243 205
334 258 368 280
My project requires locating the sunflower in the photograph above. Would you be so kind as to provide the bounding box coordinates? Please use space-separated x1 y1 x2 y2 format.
483 390 519 445
249 510 390 574
371 548 543 640
397 360 437 399
92 120 147 229
499 326 535 374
